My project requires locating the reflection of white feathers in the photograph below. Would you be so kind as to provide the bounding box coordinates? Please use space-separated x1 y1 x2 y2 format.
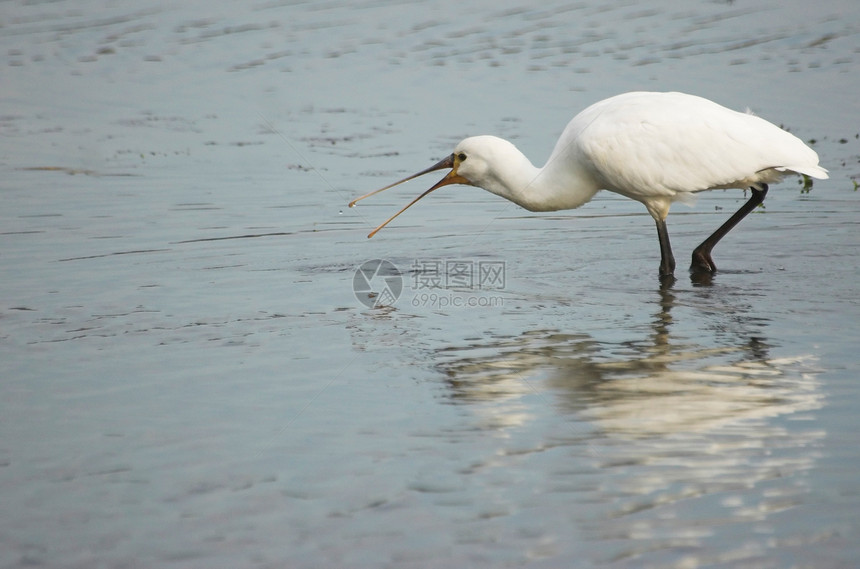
436 331 822 441
435 331 825 533
579 354 822 438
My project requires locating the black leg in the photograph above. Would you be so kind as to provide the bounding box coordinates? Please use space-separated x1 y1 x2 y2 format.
655 218 676 278
691 184 769 274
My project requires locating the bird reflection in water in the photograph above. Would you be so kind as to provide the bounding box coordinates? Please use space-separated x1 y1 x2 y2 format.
347 278 824 560
435 282 822 439
431 280 824 558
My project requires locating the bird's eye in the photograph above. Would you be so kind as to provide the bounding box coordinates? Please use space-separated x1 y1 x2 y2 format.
457 153 467 162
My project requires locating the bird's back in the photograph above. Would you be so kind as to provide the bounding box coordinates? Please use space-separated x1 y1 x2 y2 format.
551 92 827 204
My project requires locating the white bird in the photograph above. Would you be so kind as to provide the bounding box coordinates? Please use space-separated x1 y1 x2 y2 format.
349 91 828 279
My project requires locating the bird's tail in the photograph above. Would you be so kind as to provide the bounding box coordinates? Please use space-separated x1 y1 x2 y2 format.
777 165 829 179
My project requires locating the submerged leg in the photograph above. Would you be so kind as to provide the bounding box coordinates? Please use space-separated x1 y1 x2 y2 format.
655 218 676 278
691 184 769 274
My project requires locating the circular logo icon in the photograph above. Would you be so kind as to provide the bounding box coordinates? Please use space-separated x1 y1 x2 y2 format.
353 259 402 308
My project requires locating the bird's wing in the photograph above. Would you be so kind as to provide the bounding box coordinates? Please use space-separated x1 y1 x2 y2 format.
573 93 824 200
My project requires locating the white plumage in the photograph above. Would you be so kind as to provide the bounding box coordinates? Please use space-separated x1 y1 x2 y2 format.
350 91 828 279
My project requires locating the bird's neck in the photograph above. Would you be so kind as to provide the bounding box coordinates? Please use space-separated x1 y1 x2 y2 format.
483 147 600 213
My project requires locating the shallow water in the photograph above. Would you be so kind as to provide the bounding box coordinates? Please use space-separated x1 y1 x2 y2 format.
2 0 859 567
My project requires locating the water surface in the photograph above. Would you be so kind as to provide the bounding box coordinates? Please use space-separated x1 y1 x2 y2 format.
2 1 859 567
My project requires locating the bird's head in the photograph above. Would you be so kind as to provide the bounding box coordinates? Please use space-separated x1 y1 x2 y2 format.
348 136 510 238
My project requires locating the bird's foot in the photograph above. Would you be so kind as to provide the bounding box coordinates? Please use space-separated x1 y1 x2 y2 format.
690 248 716 274
659 272 677 289
689 249 718 285
659 256 676 279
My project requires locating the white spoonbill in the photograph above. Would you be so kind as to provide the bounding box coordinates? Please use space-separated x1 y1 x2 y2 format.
349 91 828 278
